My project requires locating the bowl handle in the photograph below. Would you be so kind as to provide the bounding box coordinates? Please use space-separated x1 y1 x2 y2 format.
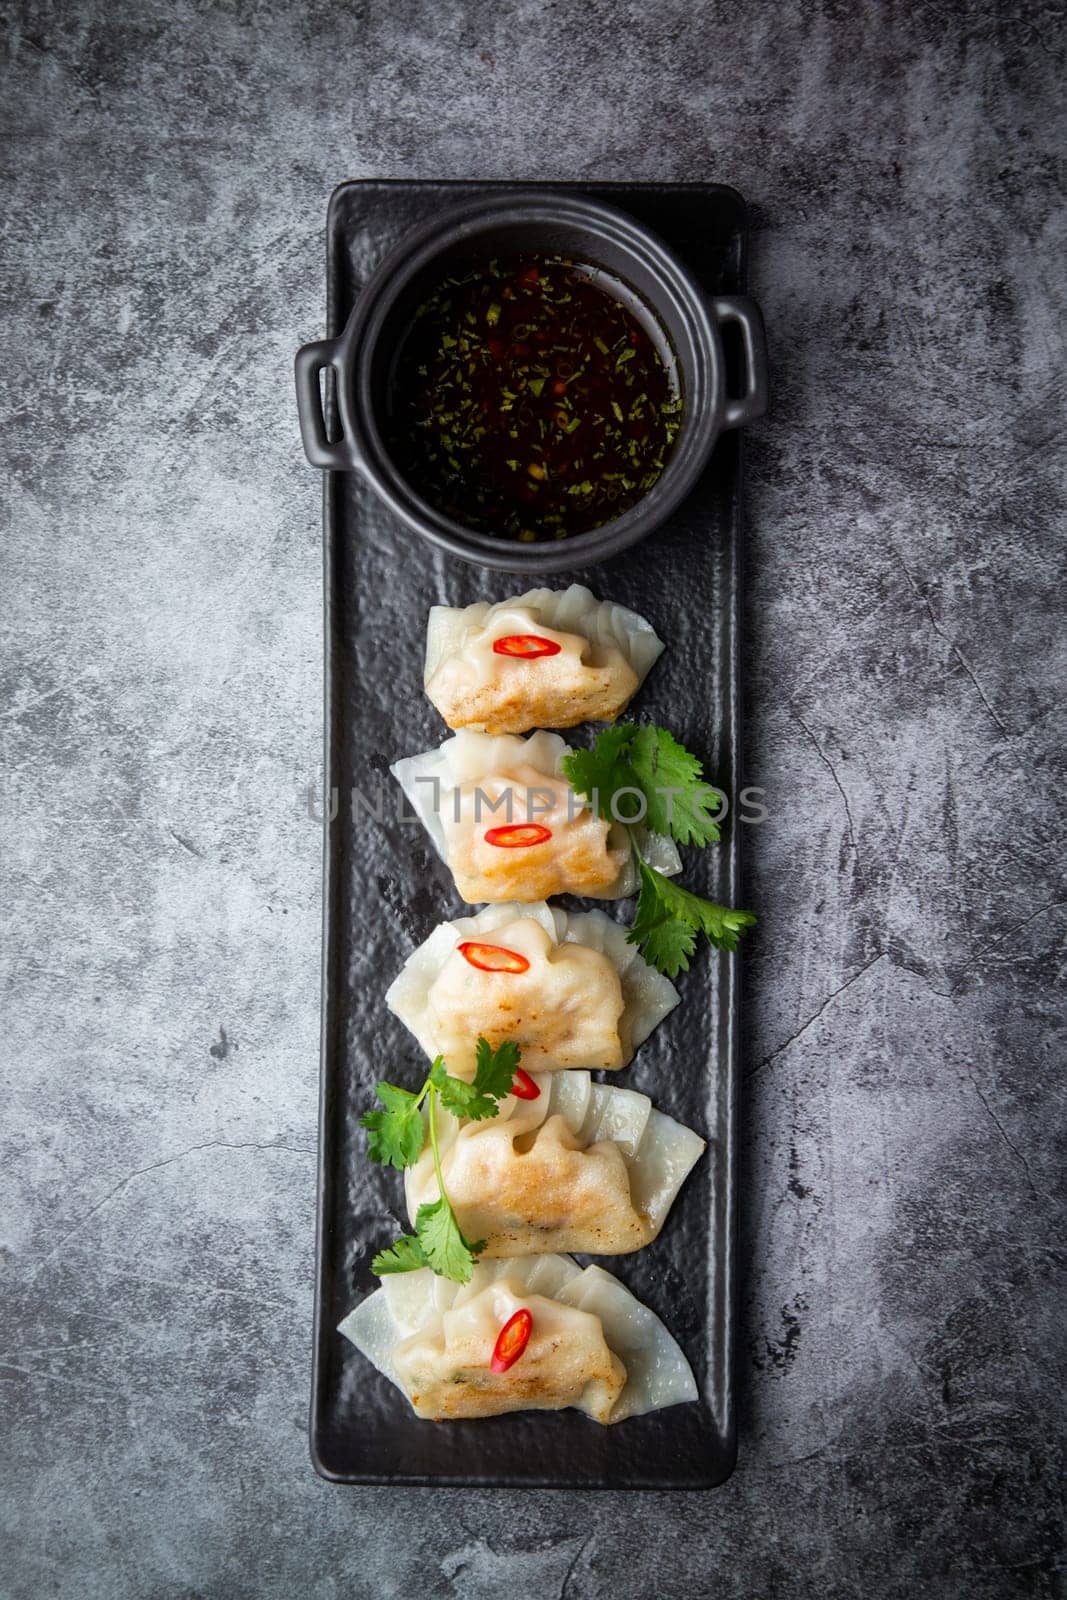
710 296 769 430
294 338 364 470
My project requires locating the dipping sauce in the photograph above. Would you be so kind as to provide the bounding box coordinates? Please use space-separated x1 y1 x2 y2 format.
386 254 682 542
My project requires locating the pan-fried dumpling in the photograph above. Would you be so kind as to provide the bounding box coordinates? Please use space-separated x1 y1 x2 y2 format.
392 730 681 904
386 902 679 1074
404 1070 705 1256
339 1254 697 1423
424 585 664 734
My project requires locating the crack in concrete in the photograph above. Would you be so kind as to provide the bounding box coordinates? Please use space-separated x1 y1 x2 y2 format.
20 32 104 108
994 696 1065 744
892 550 1010 736
66 1257 297 1309
790 703 859 854
0 1361 113 1402
887 949 955 1000
29 1141 315 1282
559 1534 594 1600
966 1075 1041 1203
0 664 100 722
950 899 1067 993
167 826 205 858
767 1438 851 1470
745 953 886 1079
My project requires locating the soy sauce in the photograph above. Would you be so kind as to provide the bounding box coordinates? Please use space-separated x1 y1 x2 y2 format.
387 254 682 542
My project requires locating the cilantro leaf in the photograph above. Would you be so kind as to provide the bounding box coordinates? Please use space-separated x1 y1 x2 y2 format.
433 1037 522 1121
430 1053 479 1118
560 724 636 822
432 1059 491 1122
690 897 759 950
631 869 699 977
471 1037 522 1105
627 725 723 846
435 1074 481 1119
630 860 757 976
563 722 722 846
360 1081 425 1169
563 722 754 976
371 1234 428 1274
413 1198 486 1283
367 1042 525 1284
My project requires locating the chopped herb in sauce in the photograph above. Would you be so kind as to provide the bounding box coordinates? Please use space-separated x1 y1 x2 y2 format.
387 254 683 541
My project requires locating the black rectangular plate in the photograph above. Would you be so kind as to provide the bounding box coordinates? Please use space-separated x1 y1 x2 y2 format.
311 180 747 1489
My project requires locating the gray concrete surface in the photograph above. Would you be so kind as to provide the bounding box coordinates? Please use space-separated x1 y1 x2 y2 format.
2 1 1064 1595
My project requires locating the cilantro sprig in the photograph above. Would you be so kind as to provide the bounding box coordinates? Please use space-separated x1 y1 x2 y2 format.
564 722 724 846
561 723 757 979
631 858 758 975
361 1038 522 1283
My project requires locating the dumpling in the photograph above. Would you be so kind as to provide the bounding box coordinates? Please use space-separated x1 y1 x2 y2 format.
392 729 681 904
385 901 679 1075
339 1254 697 1423
404 1070 705 1256
423 584 664 734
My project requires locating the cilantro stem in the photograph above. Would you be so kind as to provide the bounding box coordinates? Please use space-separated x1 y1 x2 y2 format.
426 1083 448 1208
366 1040 521 1281
628 828 653 886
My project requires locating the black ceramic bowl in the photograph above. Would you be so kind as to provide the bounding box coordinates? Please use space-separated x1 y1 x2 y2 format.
295 190 767 574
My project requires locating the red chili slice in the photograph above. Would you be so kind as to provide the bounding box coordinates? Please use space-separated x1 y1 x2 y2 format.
490 1308 533 1373
509 1068 541 1101
492 634 563 659
484 823 552 848
457 940 531 975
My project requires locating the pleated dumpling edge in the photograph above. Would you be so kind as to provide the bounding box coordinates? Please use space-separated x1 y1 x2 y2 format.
385 900 679 1075
339 1254 698 1424
424 584 664 735
391 729 681 904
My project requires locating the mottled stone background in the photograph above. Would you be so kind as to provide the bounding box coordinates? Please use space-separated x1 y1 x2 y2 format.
2 1 1064 1595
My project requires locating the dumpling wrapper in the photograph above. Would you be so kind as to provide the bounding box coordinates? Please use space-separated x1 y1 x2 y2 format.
385 901 679 1075
392 729 681 904
339 1254 697 1424
405 1069 705 1257
424 584 664 734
